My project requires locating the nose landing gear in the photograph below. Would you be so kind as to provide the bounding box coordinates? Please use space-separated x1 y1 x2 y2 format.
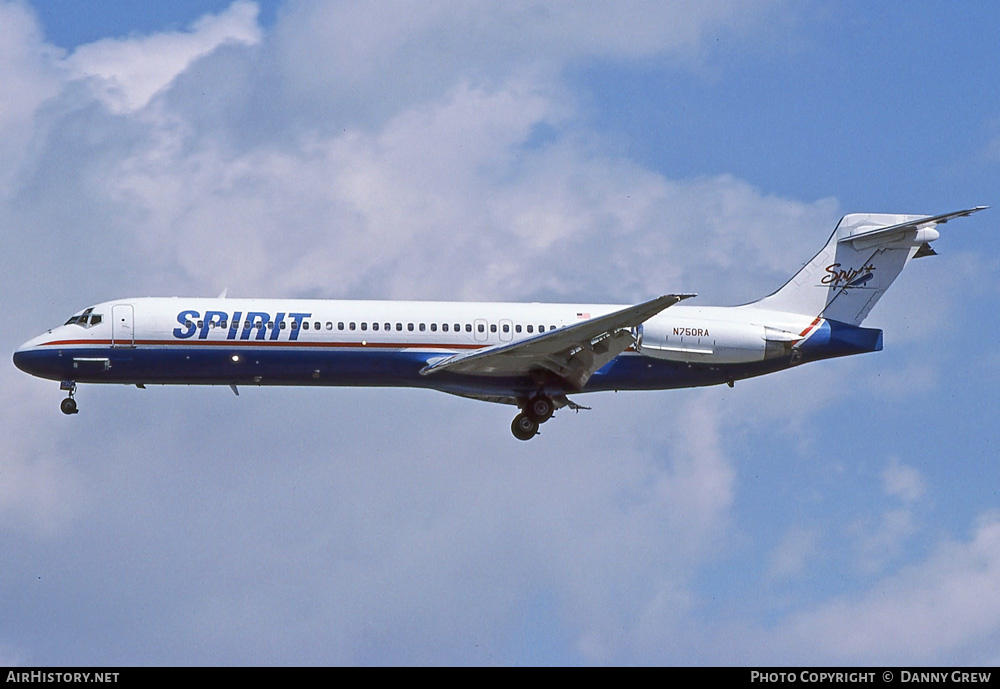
60 381 79 415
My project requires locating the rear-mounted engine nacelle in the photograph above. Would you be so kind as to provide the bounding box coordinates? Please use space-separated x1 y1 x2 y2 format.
636 320 795 364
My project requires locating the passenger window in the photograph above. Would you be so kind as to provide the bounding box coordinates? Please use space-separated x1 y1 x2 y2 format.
396 323 403 331
430 323 437 332
419 323 426 332
350 322 356 330
338 322 345 330
442 323 449 332
372 322 379 331
477 324 484 333
515 324 521 333
466 324 472 332
490 324 497 333
527 325 533 333
361 322 368 331
502 324 510 333
408 323 414 331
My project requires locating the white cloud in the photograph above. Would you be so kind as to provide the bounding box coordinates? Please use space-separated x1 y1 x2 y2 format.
844 459 927 574
63 1 261 113
89 61 837 305
272 0 785 122
0 369 88 536
0 10 850 656
533 392 737 662
774 513 1000 664
883 457 926 503
0 1 63 191
768 526 819 579
851 507 921 575
0 643 26 668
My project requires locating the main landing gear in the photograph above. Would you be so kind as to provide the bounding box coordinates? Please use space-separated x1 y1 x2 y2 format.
60 381 79 415
510 395 555 441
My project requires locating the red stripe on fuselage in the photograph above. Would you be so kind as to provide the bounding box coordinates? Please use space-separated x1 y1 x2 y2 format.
36 338 489 350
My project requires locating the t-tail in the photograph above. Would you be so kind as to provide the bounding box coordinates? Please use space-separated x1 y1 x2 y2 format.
745 207 987 325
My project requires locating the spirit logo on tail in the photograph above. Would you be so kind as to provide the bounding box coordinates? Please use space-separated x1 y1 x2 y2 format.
822 262 875 288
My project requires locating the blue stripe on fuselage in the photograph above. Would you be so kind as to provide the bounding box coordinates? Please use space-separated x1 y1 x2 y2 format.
13 343 798 397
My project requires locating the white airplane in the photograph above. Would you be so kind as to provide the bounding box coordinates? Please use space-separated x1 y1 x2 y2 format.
14 207 985 439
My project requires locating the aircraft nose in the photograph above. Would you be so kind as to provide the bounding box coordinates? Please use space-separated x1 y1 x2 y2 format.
12 334 53 378
13 339 36 374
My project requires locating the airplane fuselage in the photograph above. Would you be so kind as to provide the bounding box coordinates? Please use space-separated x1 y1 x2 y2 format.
13 297 877 399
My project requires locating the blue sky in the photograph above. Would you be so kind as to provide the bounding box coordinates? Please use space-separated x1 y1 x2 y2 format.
2 1 999 666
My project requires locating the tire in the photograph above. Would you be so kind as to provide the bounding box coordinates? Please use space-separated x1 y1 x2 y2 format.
527 396 554 423
511 413 538 440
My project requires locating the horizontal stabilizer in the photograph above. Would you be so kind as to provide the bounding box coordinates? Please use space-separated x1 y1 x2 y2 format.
841 206 987 246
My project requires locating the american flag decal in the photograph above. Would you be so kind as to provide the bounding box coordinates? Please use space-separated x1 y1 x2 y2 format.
577 312 590 319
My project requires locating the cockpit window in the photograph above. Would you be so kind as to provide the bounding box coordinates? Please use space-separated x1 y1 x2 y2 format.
64 307 103 328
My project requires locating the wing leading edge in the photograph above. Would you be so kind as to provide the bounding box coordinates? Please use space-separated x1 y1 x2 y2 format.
419 294 695 390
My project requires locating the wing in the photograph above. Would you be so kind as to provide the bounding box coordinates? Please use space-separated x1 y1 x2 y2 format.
419 294 694 390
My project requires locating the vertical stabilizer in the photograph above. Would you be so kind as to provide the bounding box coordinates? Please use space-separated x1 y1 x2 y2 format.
745 207 985 325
